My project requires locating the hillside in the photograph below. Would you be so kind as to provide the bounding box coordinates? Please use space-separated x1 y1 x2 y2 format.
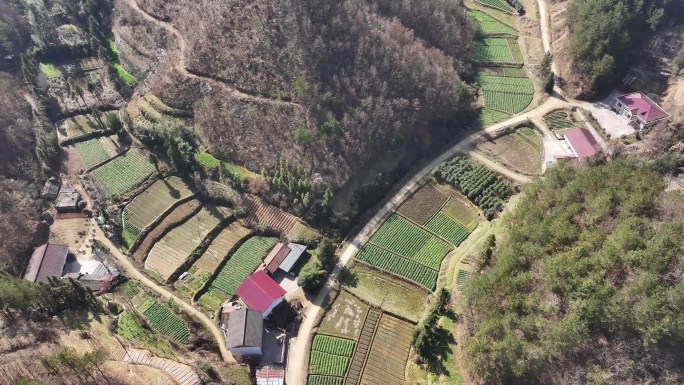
118 0 476 200
550 0 684 97
461 160 684 384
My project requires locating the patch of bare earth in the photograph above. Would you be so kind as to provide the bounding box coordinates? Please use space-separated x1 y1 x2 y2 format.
49 217 91 250
476 135 542 175
62 145 86 175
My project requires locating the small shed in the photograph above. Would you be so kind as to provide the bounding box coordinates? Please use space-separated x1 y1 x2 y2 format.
41 178 61 200
55 186 81 212
24 243 70 282
224 308 263 357
256 366 285 385
261 243 307 275
236 271 286 318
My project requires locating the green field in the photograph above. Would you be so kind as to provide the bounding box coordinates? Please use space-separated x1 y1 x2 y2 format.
58 111 119 140
122 176 194 244
355 244 439 290
442 199 479 231
207 236 279 297
75 138 110 169
468 10 517 35
91 150 155 197
368 215 451 269
318 290 369 340
108 40 135 84
474 38 522 64
425 212 471 246
195 152 258 181
39 62 62 78
475 0 515 13
139 299 190 344
477 73 534 115
308 375 343 385
544 110 576 133
480 107 511 126
309 335 355 377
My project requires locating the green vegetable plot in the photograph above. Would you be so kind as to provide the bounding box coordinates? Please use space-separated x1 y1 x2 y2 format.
140 299 190 344
208 236 279 297
75 138 110 169
468 10 517 35
91 150 155 197
425 212 470 246
475 0 515 13
356 244 438 290
368 215 452 270
309 335 355 377
308 375 343 385
312 335 355 357
477 73 534 115
474 38 522 64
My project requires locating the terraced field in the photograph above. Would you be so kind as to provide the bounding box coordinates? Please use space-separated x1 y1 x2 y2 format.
477 126 542 175
91 149 155 197
367 215 451 269
474 38 522 64
56 110 119 141
193 222 252 274
122 177 194 246
309 335 355 378
319 291 369 340
74 138 110 169
355 244 439 290
206 236 279 298
139 299 190 344
397 184 448 225
425 212 471 246
480 107 511 126
441 197 479 231
468 10 517 35
475 0 515 13
478 73 534 115
344 309 381 385
544 110 577 135
242 195 319 240
145 205 232 279
358 314 413 385
132 199 202 261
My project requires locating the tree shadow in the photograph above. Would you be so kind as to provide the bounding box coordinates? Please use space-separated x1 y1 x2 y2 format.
337 266 358 288
426 327 455 376
161 178 181 199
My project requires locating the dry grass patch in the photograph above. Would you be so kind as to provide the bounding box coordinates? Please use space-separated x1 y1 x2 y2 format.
133 199 202 261
397 183 449 225
318 290 369 340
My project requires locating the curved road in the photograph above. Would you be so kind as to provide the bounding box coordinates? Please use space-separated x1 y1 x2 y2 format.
122 0 307 112
92 224 236 364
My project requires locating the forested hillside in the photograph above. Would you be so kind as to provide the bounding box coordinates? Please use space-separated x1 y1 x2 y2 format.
462 160 684 384
554 0 684 96
131 0 475 197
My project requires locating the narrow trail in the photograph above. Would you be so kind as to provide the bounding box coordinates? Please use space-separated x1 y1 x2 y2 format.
122 0 307 112
91 223 236 364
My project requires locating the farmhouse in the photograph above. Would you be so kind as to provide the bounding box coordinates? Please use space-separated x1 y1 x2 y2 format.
236 270 286 318
24 243 70 282
564 127 600 159
261 242 307 275
256 366 285 385
55 186 81 212
223 307 263 357
615 92 669 130
63 272 120 292
41 178 61 200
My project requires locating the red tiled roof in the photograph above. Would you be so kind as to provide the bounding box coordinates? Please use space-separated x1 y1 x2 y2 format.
263 243 291 274
617 92 669 123
565 127 599 158
24 243 69 282
236 271 286 313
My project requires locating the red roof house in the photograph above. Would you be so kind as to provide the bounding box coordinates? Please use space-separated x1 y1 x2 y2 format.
564 127 600 158
615 92 669 128
236 271 286 318
261 243 291 274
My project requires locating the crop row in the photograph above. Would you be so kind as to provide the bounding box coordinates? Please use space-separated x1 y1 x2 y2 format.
193 221 252 274
356 244 438 290
468 10 517 35
141 301 190 344
545 111 575 129
209 236 279 297
312 335 355 357
309 351 350 377
74 138 110 169
369 214 451 269
478 74 534 94
481 89 533 114
425 212 470 246
308 375 342 385
91 150 155 197
475 0 515 13
456 269 471 291
434 156 513 219
480 107 511 127
475 39 514 63
508 38 524 63
357 314 414 385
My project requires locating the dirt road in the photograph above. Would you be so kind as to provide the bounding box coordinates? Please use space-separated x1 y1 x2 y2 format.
122 0 306 112
92 224 236 364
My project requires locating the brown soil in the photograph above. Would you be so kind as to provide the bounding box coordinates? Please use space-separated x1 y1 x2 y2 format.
62 145 86 175
133 199 202 261
476 134 542 175
49 217 92 250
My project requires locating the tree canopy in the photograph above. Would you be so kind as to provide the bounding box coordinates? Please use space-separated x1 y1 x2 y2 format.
463 160 684 384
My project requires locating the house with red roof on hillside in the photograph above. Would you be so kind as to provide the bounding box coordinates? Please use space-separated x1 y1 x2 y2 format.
615 92 670 130
236 270 286 318
564 127 600 159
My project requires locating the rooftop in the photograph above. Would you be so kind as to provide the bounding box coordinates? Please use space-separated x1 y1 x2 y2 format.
262 243 290 274
225 308 263 349
617 92 670 123
279 243 307 273
565 127 599 158
24 243 69 282
236 271 286 313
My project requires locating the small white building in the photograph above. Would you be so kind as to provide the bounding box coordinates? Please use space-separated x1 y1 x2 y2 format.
224 308 263 357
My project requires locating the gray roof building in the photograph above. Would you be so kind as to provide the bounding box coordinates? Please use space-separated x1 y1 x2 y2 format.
225 308 263 351
24 243 69 282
